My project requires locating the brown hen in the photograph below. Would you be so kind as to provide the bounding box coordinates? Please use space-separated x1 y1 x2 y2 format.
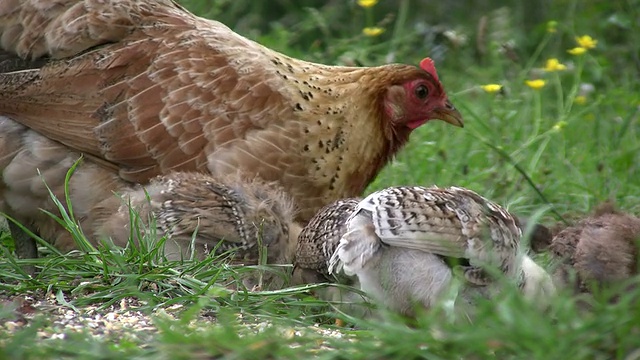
0 0 463 237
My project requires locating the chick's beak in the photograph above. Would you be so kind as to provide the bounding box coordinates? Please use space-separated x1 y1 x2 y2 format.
433 99 464 127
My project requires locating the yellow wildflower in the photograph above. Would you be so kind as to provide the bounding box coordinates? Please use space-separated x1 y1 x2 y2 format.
362 27 384 37
576 35 597 49
357 0 378 8
525 79 546 90
567 47 587 55
543 58 567 72
546 20 557 33
481 84 502 93
552 121 568 132
575 95 587 105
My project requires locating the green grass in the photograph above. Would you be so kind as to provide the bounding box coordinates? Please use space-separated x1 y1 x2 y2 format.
2 0 640 358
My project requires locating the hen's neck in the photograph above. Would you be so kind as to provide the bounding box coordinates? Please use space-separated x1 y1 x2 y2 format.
262 54 409 199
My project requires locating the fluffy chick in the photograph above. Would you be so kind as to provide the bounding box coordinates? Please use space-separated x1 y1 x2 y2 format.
93 172 301 265
534 203 640 293
328 186 555 317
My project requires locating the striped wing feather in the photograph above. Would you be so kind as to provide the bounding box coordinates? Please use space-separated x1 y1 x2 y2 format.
359 186 521 260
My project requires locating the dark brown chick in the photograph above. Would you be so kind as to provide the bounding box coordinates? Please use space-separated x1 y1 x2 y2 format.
539 204 640 293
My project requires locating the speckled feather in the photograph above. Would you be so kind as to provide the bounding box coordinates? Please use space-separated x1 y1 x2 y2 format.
96 172 300 263
0 0 462 224
293 198 360 284
330 186 523 283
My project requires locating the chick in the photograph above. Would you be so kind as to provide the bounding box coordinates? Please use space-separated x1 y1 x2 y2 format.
293 198 376 320
93 172 301 265
328 186 555 317
533 203 640 293
292 198 361 285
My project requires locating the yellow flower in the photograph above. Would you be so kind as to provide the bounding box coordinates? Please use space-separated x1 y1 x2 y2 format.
362 27 384 37
525 79 546 90
481 84 502 93
546 20 557 33
552 121 568 132
567 47 587 55
575 95 587 105
357 0 378 8
576 35 597 49
543 58 567 72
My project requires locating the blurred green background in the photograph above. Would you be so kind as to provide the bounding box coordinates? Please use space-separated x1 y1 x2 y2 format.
179 0 638 76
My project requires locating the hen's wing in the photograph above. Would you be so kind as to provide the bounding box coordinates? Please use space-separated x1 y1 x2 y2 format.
0 0 141 60
0 0 299 182
0 112 297 263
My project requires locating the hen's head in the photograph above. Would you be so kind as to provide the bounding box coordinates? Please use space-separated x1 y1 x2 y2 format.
381 58 463 142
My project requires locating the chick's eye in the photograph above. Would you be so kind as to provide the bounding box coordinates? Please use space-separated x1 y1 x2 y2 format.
414 84 429 100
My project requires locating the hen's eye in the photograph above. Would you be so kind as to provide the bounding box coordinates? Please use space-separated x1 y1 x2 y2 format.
414 84 429 99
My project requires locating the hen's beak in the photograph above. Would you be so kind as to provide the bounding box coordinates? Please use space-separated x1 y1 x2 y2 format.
433 99 464 127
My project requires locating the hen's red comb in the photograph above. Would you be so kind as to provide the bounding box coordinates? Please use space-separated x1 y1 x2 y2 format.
419 57 439 83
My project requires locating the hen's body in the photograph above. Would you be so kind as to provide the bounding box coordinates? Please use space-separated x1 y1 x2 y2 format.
0 115 298 262
0 0 462 245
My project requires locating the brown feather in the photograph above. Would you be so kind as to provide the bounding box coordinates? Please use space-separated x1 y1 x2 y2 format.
293 198 361 284
0 115 300 265
547 205 640 293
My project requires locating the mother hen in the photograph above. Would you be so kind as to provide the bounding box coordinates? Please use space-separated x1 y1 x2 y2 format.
0 0 462 257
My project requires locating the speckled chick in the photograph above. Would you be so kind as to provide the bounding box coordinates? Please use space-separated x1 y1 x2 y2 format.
94 172 302 264
292 198 361 285
328 186 555 317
